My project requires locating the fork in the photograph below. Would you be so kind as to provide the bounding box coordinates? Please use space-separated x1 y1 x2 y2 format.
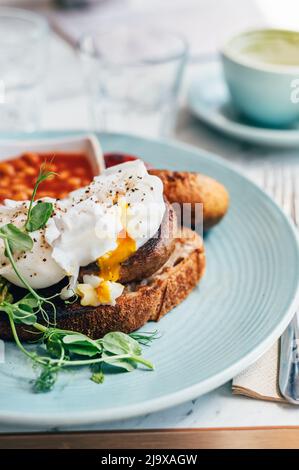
279 314 299 403
260 163 299 403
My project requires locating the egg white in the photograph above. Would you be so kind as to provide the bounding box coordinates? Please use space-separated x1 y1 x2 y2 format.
76 274 124 307
0 200 65 289
0 160 166 297
45 159 165 282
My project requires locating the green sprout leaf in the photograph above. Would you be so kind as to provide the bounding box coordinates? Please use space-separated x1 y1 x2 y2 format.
62 334 102 357
0 224 33 254
64 342 101 358
0 276 13 304
12 308 37 326
102 352 137 372
33 365 60 393
17 293 40 310
7 294 39 325
90 364 105 384
102 332 142 357
25 202 53 232
25 165 56 233
129 330 159 346
46 334 63 358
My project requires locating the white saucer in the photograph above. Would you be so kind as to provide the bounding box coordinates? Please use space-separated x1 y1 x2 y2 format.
187 63 299 147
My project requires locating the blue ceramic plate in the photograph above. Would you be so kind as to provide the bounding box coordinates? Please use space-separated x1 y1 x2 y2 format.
0 131 299 426
188 63 299 147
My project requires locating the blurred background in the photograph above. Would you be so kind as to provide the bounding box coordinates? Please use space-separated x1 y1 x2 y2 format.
0 0 297 138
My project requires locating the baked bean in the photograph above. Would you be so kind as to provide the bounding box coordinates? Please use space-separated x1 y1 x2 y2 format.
42 191 56 198
58 192 69 199
59 170 70 180
11 179 24 187
23 152 40 164
14 160 27 171
73 167 86 177
0 188 10 197
0 177 10 188
13 192 28 200
36 191 50 198
0 152 94 203
11 183 28 191
0 162 15 176
25 188 34 197
68 177 82 188
24 167 37 176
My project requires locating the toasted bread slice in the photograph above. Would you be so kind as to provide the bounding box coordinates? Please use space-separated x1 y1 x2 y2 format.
0 227 205 341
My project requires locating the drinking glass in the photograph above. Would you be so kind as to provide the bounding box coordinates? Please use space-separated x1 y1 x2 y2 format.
0 8 48 132
79 27 188 137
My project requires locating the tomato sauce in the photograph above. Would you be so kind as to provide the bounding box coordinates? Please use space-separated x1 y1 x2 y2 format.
0 152 94 203
104 153 151 169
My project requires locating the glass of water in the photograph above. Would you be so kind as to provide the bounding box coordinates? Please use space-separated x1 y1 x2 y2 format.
79 27 188 137
0 8 48 132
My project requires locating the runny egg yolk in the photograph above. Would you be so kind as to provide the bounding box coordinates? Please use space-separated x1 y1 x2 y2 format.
77 199 136 306
96 281 112 304
97 230 136 283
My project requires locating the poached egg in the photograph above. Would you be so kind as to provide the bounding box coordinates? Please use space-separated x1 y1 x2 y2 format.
0 160 165 306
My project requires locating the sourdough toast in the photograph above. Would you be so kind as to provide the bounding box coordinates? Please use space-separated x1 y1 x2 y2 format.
0 227 205 341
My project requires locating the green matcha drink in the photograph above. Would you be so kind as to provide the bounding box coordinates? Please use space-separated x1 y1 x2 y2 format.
232 30 299 67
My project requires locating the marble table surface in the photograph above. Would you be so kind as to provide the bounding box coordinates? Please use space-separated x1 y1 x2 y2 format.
2 22 299 432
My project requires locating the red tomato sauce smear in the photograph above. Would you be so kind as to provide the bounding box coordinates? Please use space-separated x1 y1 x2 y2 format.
104 152 151 169
0 152 94 203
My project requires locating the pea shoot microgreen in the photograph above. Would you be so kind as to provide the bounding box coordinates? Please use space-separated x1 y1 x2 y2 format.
25 201 53 233
0 166 57 323
0 166 157 393
25 165 56 232
0 165 55 256
0 276 13 304
0 223 33 254
0 296 156 392
90 363 105 384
